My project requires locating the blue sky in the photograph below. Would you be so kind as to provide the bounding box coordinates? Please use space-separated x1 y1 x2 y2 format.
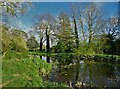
19 0 120 2
3 2 118 32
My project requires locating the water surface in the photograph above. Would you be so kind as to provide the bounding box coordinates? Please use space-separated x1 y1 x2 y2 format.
41 55 120 87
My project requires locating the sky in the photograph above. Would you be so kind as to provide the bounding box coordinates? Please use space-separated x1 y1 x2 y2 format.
1 2 119 32
8 0 120 2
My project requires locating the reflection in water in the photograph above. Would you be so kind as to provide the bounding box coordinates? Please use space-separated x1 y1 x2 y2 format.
47 56 50 63
40 56 42 59
41 55 120 87
41 56 51 63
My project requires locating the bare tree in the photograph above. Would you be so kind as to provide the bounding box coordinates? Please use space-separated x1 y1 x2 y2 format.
79 3 104 49
36 21 46 51
103 16 119 54
105 16 119 39
70 3 79 48
39 13 56 52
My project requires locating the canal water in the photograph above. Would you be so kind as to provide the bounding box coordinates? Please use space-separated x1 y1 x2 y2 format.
41 55 120 87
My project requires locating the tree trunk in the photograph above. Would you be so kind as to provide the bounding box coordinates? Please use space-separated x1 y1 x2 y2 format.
88 15 93 49
89 32 92 45
46 29 50 52
46 56 50 63
39 38 43 59
73 16 79 48
39 37 43 51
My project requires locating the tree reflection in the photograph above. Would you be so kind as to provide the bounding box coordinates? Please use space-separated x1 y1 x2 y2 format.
48 55 120 87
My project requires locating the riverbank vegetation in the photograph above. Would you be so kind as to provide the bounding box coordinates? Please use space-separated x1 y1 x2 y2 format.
1 1 120 88
2 50 67 88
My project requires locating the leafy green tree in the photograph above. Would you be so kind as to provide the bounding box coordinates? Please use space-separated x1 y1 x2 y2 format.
0 1 31 16
1 25 11 53
1 25 28 53
55 12 75 53
11 29 28 41
10 29 28 52
93 34 110 54
27 36 39 50
10 34 28 52
74 42 89 55
0 1 32 26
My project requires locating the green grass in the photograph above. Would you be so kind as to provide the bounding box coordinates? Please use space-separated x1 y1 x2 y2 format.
2 50 119 88
3 50 118 87
2 50 67 87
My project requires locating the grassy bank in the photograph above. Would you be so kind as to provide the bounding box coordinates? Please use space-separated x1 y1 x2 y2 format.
29 51 120 62
2 50 67 88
